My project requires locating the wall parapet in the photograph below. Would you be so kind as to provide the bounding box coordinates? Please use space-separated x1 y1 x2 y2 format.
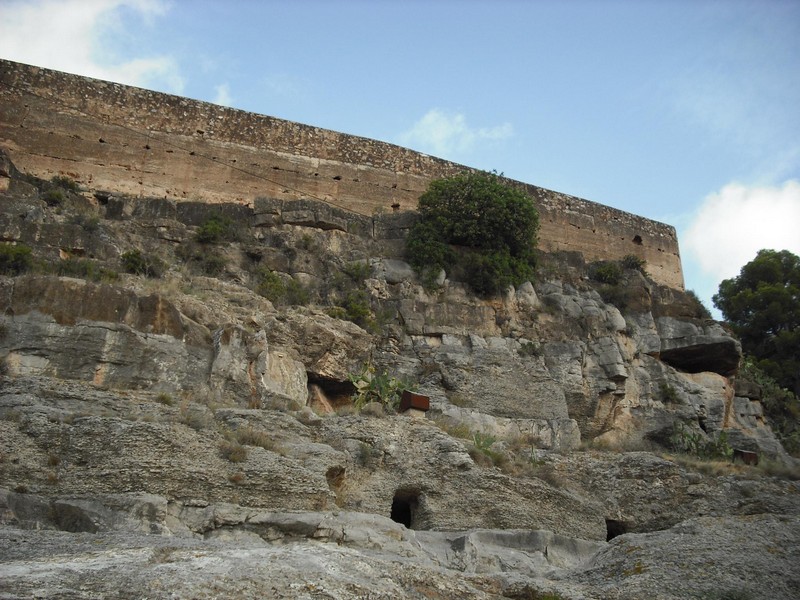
0 59 683 289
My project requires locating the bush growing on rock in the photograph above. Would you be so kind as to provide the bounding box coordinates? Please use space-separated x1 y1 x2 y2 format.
621 253 647 274
406 171 539 296
669 422 732 460
255 267 310 306
325 261 377 331
194 214 239 244
121 250 163 278
0 243 33 275
588 261 623 285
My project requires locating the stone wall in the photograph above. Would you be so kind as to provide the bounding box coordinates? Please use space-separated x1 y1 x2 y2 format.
0 59 684 289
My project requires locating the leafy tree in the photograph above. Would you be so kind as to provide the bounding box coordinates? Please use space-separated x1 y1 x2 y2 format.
713 249 800 395
406 171 539 295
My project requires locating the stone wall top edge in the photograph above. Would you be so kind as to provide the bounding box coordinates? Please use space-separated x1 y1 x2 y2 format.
0 58 676 240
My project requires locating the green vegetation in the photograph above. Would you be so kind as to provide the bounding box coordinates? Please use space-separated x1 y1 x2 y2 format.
254 267 310 306
348 363 412 412
685 289 713 319
55 257 118 282
659 383 679 403
588 260 623 285
50 175 80 193
177 243 227 276
518 341 541 357
155 392 174 406
620 253 647 273
41 176 80 207
713 249 799 396
405 171 539 296
69 213 100 232
121 250 163 278
669 422 732 460
326 261 377 331
0 243 33 275
739 358 800 456
194 214 239 244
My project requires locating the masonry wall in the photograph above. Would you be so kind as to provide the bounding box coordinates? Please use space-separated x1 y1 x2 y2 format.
0 59 684 289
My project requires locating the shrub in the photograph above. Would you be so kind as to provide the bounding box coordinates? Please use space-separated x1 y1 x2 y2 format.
235 426 278 451
739 358 800 456
669 421 732 460
121 250 163 278
255 268 310 306
660 383 679 403
219 440 248 463
325 261 377 330
177 243 227 276
50 175 80 193
55 258 118 282
621 254 647 273
589 261 623 285
155 392 174 406
340 290 374 330
597 283 629 309
0 243 33 275
195 214 237 244
406 171 539 296
518 341 541 357
69 214 100 232
685 289 713 319
42 189 65 206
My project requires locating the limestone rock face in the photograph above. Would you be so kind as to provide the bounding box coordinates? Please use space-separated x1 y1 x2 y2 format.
1 151 798 599
1 276 212 390
210 324 308 410
656 316 742 375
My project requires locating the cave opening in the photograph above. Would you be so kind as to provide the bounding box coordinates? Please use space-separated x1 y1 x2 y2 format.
605 519 629 541
306 373 355 412
390 490 419 529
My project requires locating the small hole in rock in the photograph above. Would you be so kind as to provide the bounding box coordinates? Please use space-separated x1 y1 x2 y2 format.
390 490 419 529
606 519 628 541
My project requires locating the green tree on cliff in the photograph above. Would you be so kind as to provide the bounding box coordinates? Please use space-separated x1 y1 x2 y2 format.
406 171 539 296
713 249 800 396
712 250 800 454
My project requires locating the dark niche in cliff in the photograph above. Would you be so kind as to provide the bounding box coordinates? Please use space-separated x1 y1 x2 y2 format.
659 337 741 376
391 489 420 529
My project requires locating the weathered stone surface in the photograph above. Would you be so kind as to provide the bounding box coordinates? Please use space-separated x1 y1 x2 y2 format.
0 144 797 599
317 416 605 540
0 277 212 390
567 514 800 600
210 324 307 409
375 258 416 284
656 316 742 375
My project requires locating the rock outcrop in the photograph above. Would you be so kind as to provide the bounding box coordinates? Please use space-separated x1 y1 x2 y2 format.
1 149 798 598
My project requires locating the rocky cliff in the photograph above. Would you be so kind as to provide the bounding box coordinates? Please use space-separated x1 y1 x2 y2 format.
1 150 798 599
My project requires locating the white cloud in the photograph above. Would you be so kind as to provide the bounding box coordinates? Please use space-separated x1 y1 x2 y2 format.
0 0 183 93
398 109 513 158
684 180 800 286
213 83 233 107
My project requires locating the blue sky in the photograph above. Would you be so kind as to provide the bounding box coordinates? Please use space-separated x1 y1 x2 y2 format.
1 0 799 317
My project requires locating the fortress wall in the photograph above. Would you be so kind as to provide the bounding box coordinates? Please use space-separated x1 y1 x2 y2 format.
0 59 684 289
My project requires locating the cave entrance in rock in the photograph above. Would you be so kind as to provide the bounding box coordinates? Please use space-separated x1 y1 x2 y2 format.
307 373 355 413
390 490 419 529
605 519 629 541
